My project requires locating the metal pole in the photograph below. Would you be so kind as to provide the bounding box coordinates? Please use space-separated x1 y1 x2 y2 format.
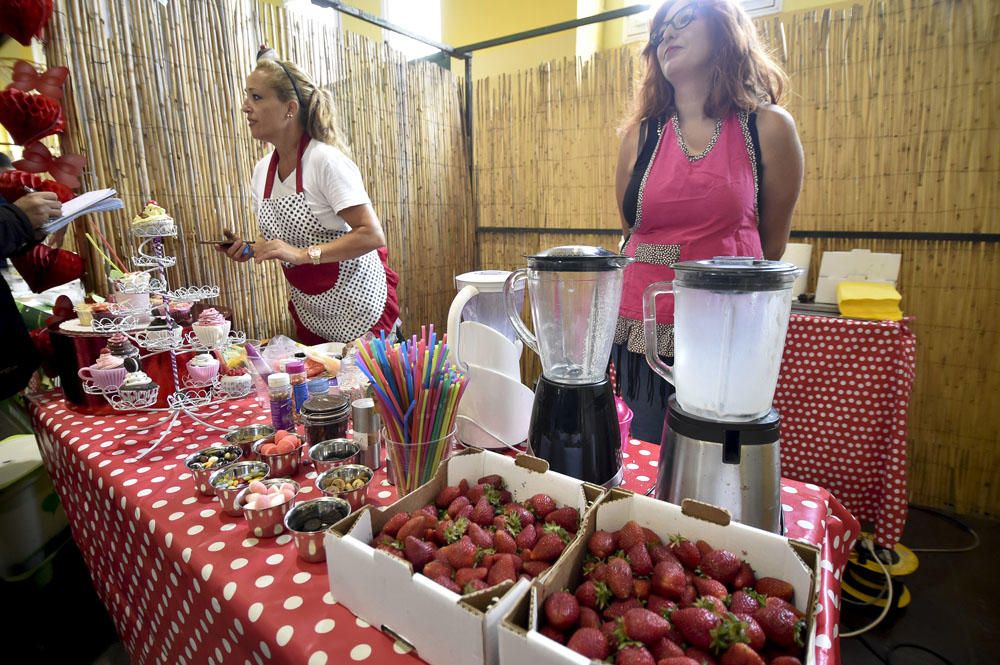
311 0 466 58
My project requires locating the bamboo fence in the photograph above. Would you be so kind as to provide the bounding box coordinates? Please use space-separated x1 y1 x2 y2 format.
43 0 473 340
473 0 1000 515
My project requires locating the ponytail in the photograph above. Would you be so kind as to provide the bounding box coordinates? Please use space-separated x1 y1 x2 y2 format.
307 87 350 155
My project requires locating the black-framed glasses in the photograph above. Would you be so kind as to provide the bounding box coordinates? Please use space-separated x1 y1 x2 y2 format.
649 3 698 47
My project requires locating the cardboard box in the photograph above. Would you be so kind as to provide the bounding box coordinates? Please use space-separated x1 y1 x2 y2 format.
325 448 603 665
815 248 901 304
500 490 819 665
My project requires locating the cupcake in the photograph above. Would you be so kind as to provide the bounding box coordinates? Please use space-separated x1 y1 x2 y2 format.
144 315 183 347
169 301 194 326
192 308 231 348
114 271 151 293
78 350 126 390
74 303 94 326
187 353 220 383
90 302 115 323
107 332 140 363
119 369 158 402
220 367 252 396
131 200 175 234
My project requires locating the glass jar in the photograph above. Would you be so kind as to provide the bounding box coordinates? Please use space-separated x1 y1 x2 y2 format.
300 392 351 450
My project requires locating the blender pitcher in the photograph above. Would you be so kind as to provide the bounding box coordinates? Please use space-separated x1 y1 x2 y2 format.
504 246 632 486
642 257 801 421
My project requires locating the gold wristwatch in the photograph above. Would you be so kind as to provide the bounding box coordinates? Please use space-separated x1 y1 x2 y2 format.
307 245 322 265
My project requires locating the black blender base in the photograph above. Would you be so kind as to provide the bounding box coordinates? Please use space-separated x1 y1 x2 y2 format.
527 375 622 487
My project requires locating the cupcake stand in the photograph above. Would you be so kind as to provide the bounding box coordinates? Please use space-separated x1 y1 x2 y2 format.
69 218 252 454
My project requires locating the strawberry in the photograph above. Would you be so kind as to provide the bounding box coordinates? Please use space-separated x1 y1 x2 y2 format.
679 584 697 607
442 536 476 569
686 647 718 665
487 554 517 586
669 534 702 569
429 574 461 593
601 620 620 650
441 516 470 545
650 543 680 567
646 594 678 618
769 658 804 665
532 533 566 562
382 511 411 538
566 627 610 660
470 496 495 526
422 560 453 580
467 522 495 549
544 591 581 631
627 542 654 576
373 533 397 548
755 577 794 603
586 561 609 583
477 473 504 488
492 515 509 532
454 566 488 587
729 590 765 615
515 523 538 550
753 602 805 649
694 595 728 617
693 576 729 599
621 607 672 645
522 561 551 578
454 503 474 520
616 520 647 550
544 506 580 533
632 578 651 600
615 645 655 665
375 543 403 558
700 549 741 586
642 527 663 547
495 529 517 554
575 580 612 610
447 496 471 519
719 642 765 665
579 606 602 629
403 536 436 572
498 490 513 505
527 493 557 518
588 530 617 559
458 478 469 495
606 557 634 599
415 504 438 523
503 502 535 527
603 598 642 620
651 560 687 600
695 539 714 556
671 607 722 651
651 637 687 661
539 624 566 645
733 613 766 651
463 579 488 593
466 483 489 504
435 485 462 508
732 562 756 590
764 595 803 618
656 658 700 665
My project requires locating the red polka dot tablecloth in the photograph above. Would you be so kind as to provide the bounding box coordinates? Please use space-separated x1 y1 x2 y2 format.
773 314 916 547
29 391 858 665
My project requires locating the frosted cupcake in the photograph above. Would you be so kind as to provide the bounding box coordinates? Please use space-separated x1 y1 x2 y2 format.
119 367 157 403
192 308 230 348
187 353 220 383
77 350 126 390
220 367 252 396
131 200 175 234
146 315 182 346
107 333 140 364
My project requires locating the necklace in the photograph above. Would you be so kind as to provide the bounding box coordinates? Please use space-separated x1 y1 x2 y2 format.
671 113 723 162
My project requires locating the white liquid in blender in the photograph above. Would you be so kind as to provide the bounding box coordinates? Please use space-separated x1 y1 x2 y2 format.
673 288 793 421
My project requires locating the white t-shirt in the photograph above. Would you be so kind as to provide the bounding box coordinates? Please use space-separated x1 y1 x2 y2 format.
250 141 371 233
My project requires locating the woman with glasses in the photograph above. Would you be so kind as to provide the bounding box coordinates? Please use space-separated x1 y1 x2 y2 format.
220 48 400 344
613 0 804 442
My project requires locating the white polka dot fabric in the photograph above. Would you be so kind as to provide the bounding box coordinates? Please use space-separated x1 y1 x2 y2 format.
772 314 915 547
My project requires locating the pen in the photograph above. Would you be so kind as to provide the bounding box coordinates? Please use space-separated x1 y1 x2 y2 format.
23 186 37 194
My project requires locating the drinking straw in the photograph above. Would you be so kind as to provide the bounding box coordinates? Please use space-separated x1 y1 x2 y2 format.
89 221 126 270
85 232 124 274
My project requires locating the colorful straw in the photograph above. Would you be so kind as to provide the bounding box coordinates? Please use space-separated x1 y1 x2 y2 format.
84 231 125 274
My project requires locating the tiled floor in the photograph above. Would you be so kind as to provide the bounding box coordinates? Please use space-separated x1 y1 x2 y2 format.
5 505 997 664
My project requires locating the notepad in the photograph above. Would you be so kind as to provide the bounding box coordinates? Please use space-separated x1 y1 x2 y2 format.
39 188 125 235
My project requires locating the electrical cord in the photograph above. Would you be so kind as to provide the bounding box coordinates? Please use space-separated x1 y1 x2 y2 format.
905 503 980 553
857 634 955 665
840 538 893 638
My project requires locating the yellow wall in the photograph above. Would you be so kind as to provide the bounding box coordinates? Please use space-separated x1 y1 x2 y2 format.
340 0 385 43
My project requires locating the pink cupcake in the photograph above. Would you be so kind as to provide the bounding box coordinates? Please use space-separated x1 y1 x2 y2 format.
192 308 231 347
187 353 220 383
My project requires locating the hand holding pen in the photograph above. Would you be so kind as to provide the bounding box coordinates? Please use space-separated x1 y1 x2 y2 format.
13 186 62 233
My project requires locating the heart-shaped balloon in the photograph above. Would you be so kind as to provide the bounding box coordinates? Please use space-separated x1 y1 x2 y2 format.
0 170 75 203
0 0 54 46
0 87 65 145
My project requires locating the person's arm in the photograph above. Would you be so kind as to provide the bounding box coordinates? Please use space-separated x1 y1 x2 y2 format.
615 123 641 240
756 104 804 260
251 203 386 266
1 192 61 258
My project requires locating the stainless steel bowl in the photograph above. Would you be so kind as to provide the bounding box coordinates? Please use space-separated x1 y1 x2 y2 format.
222 424 275 459
252 438 305 477
283 497 352 563
235 478 300 538
308 438 361 473
184 445 243 496
209 460 270 516
315 464 373 511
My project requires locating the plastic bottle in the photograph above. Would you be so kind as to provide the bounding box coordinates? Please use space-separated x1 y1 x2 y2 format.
307 377 330 397
337 351 369 406
268 372 295 431
286 360 309 420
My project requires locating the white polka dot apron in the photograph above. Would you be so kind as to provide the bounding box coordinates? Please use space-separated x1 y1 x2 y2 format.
257 135 387 342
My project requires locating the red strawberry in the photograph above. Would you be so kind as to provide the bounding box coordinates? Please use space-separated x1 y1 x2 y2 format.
686 647 718 665
403 536 436 572
669 534 702 569
458 478 469 494
396 515 432 543
656 658 700 665
463 579 488 593
575 580 612 610
615 645 655 665
492 515 509 532
539 624 566 645
588 530 617 559
522 561 551 578
695 539 714 556
646 594 678 618
601 620 620 649
621 607 672 645
466 483 489 504
627 542 654 576
606 557 634 599
642 527 663 547
544 591 581 631
515 523 538 550
729 590 764 615
544 506 580 533
382 511 410 538
651 560 687 600
442 536 476 569
470 496 495 526
753 602 805 649
650 543 680 567
586 561 608 583
495 529 517 554
700 549 741 585
671 607 721 650
732 562 756 590
477 473 504 488
651 638 687 661
566 626 609 659
734 613 766 651
415 504 438 522
504 502 535 526
603 598 642 620
694 595 728 617
532 533 566 562
498 490 513 504
679 584 697 607
632 578 651 600
467 522 495 549
422 560 453 580
429 574 461 593
769 658 804 665
693 576 729 599
455 503 474 520
615 520 647 550
764 595 804 618
755 577 795 603
375 543 403 558
373 533 397 548
579 606 602 629
720 642 765 665
435 485 462 508
527 493 557 518
447 496 471 519
487 554 518 586
454 566 488 587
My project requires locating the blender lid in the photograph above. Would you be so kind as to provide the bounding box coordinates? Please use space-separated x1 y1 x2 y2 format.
527 246 632 272
455 270 521 293
672 257 801 291
667 396 780 445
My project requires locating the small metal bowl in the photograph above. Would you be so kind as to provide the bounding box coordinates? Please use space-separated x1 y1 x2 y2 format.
315 464 373 511
185 445 243 496
223 424 275 459
253 438 305 477
308 438 361 474
284 497 352 563
209 461 270 516
236 478 300 538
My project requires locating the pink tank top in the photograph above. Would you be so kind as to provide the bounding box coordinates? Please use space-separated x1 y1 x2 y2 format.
616 111 761 355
